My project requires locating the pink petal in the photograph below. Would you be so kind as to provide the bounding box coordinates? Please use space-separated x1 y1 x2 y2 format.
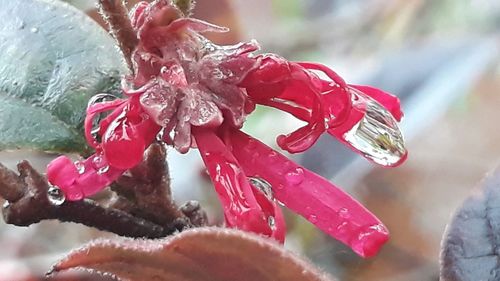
227 129 389 258
241 55 327 153
47 156 78 189
85 99 126 148
46 155 125 201
276 122 325 153
193 128 280 239
350 85 403 121
74 156 124 199
168 18 229 34
102 98 161 170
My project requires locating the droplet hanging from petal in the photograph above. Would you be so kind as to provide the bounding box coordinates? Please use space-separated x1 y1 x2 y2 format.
342 88 407 167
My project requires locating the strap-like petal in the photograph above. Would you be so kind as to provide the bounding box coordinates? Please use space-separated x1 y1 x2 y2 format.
193 128 283 240
227 129 389 258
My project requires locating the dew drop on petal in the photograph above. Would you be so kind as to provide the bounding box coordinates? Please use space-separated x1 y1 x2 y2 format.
268 216 276 230
92 155 105 169
285 167 305 185
308 214 318 223
338 207 350 219
156 128 165 142
336 221 349 232
97 165 110 175
3 201 10 208
47 186 66 206
343 89 407 167
87 93 119 109
74 161 85 174
248 177 273 200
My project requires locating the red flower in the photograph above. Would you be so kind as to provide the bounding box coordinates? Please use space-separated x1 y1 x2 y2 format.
47 0 407 258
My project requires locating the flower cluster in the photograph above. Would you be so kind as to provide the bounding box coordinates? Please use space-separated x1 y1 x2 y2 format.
47 0 407 258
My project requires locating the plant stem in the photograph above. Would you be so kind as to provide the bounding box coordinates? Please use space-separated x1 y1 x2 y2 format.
0 161 174 238
97 0 138 73
174 0 196 16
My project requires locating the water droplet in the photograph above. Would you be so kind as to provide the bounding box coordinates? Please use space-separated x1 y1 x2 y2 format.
285 167 304 185
248 177 273 200
156 128 165 142
92 155 105 169
324 117 330 129
30 27 38 33
47 186 65 206
97 165 110 175
308 214 318 223
3 201 10 208
338 208 350 219
87 93 119 109
336 221 349 231
74 161 85 174
343 88 407 167
268 216 276 230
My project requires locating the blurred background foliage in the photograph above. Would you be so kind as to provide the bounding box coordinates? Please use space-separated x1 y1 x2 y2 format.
0 0 498 280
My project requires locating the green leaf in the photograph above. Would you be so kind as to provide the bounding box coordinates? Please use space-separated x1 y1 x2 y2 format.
0 0 127 153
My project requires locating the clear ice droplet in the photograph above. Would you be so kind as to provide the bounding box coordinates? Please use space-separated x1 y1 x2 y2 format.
343 89 407 166
47 186 66 206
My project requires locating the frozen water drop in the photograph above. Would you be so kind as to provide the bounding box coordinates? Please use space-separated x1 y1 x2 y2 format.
343 88 407 167
47 186 65 206
248 177 273 200
30 27 38 33
3 201 10 208
285 167 304 185
74 161 85 174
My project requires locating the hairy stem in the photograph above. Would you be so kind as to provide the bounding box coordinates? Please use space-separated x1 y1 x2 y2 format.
96 0 138 73
0 161 173 238
174 0 196 16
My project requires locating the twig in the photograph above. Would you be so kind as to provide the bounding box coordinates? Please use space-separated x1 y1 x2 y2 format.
0 144 207 238
96 0 138 73
0 161 171 238
110 143 207 229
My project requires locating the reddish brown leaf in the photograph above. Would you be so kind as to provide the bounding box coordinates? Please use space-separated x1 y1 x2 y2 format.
51 227 335 281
